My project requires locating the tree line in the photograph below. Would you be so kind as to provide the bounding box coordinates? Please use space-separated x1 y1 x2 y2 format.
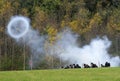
0 0 120 70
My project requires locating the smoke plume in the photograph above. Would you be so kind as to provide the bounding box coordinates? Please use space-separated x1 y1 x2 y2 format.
52 28 120 67
7 16 46 67
7 16 120 68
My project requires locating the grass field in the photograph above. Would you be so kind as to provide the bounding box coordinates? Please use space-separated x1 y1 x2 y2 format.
0 67 120 81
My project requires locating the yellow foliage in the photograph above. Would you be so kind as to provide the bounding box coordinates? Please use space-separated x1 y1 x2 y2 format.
61 20 69 28
33 7 48 31
21 8 29 16
46 26 58 45
107 9 120 34
69 20 89 34
35 7 47 23
0 1 12 15
69 20 78 30
89 13 102 29
61 20 66 28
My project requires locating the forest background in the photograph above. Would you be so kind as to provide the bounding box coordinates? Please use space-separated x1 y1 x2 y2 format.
0 0 120 70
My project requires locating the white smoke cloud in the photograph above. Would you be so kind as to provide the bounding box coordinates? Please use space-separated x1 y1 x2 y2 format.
7 16 120 68
7 16 46 67
53 28 120 67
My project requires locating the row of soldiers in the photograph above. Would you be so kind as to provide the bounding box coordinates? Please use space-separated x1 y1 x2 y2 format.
62 62 111 69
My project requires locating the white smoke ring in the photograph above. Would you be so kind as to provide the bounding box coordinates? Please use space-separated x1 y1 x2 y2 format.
7 16 30 39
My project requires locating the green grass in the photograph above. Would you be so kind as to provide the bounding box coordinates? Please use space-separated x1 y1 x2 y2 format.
0 67 120 81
